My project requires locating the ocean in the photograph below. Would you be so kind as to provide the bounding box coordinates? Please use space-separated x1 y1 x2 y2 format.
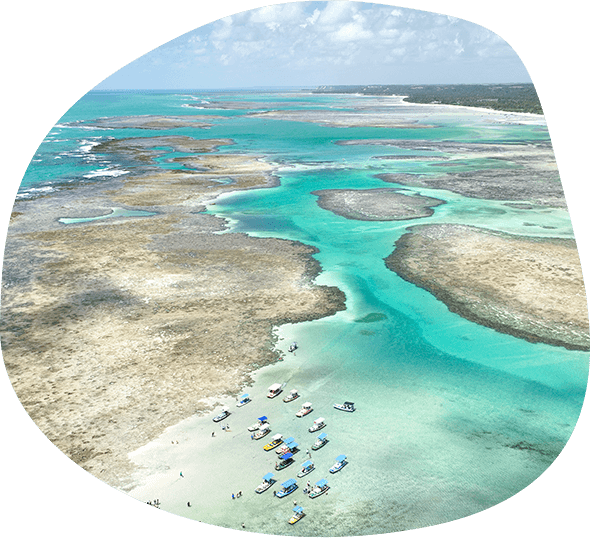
11 90 589 536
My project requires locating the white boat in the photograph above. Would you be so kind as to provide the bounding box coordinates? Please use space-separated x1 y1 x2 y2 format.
283 389 300 403
334 401 355 412
329 454 348 474
251 423 271 440
288 342 298 352
311 432 328 450
247 415 268 432
255 472 276 494
297 460 315 478
296 402 313 417
236 393 251 407
267 383 284 399
276 437 295 454
308 478 330 498
308 417 325 432
212 406 230 422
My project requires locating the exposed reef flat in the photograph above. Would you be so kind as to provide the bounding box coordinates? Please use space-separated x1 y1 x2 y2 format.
312 188 444 221
342 139 564 208
385 224 589 351
248 109 435 129
71 115 225 130
1 137 345 489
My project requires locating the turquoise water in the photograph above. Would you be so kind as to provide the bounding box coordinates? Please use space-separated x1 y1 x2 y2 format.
18 91 588 535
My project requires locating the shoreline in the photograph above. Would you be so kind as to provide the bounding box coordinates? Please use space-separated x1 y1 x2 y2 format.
1 137 346 489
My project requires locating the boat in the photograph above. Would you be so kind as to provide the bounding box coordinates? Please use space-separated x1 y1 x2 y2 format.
274 478 298 498
267 383 284 399
212 406 230 422
248 416 268 432
309 478 330 498
275 452 295 471
308 417 325 432
297 460 315 478
311 432 328 451
283 389 300 403
264 433 284 451
255 472 276 494
329 454 348 473
251 423 271 440
275 437 295 453
277 440 299 456
334 401 355 412
296 402 313 417
288 506 305 524
236 393 251 407
288 342 298 352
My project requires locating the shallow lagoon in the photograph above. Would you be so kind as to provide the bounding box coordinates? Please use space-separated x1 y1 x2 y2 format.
110 92 588 535
12 90 587 535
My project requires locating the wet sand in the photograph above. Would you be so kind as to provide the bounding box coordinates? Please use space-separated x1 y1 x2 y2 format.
385 224 589 350
1 137 345 488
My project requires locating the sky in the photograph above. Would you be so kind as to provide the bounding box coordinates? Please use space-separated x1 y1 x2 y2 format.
95 1 531 89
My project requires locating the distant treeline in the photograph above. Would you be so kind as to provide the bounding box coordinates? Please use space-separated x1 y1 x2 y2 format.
312 84 542 114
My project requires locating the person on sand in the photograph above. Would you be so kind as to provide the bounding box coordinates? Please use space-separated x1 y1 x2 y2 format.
212 431 215 437
187 502 191 507
232 493 235 500
180 471 184 478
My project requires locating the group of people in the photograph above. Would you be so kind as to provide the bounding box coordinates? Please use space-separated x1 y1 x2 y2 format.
231 490 243 499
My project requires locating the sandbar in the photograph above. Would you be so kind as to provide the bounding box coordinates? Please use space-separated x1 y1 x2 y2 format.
312 188 445 221
385 224 589 351
1 137 345 488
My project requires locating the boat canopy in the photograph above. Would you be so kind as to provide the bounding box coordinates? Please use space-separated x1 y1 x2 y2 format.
290 389 298 394
259 424 270 431
221 406 229 412
317 432 327 440
258 416 268 422
315 479 328 487
287 441 298 449
281 478 297 488
283 436 295 444
313 417 325 424
293 506 304 514
272 434 283 441
335 454 347 462
302 402 312 407
263 472 275 481
280 452 294 460
240 393 249 399
301 460 313 467
269 383 282 391
344 401 354 406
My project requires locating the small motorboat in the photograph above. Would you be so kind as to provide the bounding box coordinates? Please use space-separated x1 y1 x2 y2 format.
308 478 330 498
297 460 315 478
311 432 328 451
308 417 325 432
329 454 348 474
275 452 295 471
255 472 276 494
212 406 230 422
267 383 284 399
276 437 295 454
283 389 300 403
264 433 284 451
251 423 271 440
296 402 313 418
248 416 268 432
274 478 298 498
236 393 251 407
288 505 305 525
334 401 355 412
288 342 298 352
277 440 299 456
